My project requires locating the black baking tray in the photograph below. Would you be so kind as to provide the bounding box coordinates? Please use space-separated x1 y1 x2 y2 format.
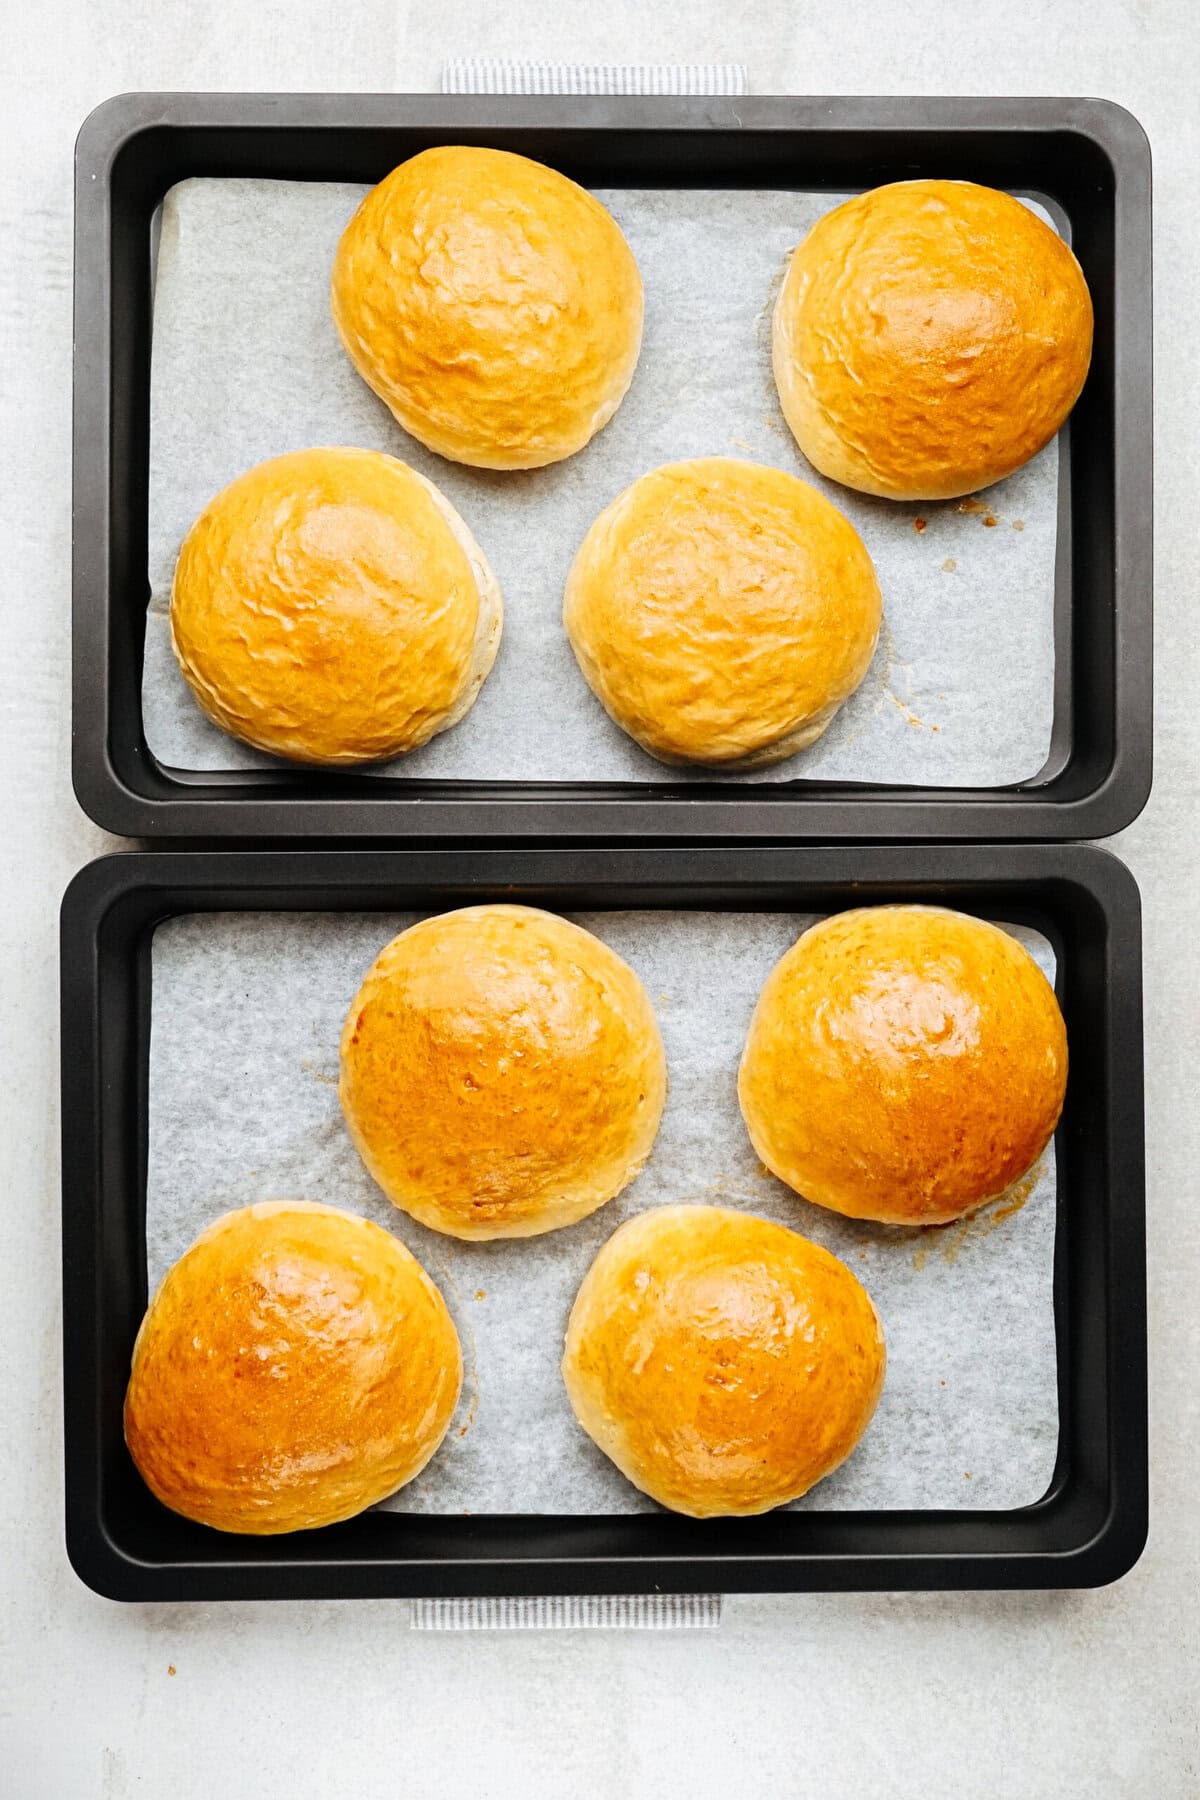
60 844 1146 1600
72 92 1152 843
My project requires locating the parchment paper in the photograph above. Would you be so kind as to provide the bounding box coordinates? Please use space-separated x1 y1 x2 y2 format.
146 910 1059 1514
144 180 1061 787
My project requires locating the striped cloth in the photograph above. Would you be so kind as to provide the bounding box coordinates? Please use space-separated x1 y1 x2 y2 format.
411 1594 723 1631
425 56 739 1633
443 60 747 95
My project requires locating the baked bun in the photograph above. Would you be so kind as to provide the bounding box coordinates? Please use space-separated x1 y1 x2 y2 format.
562 1205 885 1517
563 458 882 766
123 1202 461 1534
773 180 1094 501
170 446 502 765
339 905 667 1240
739 906 1067 1226
331 147 643 469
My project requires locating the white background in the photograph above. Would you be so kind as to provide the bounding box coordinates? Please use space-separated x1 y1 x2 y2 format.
2 3 1197 1795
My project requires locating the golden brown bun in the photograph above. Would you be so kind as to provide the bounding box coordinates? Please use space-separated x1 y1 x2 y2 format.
739 906 1067 1226
331 147 643 470
563 458 882 766
339 905 667 1240
170 446 502 765
773 181 1094 501
123 1202 461 1534
562 1205 885 1517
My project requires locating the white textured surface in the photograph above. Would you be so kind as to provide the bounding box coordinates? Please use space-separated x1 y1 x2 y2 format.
144 180 1058 786
2 4 1199 1797
146 911 1057 1514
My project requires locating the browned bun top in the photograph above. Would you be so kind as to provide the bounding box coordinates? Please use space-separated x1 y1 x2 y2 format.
773 180 1093 501
738 905 1067 1225
563 458 882 767
169 447 502 765
562 1205 885 1517
331 147 643 469
123 1202 462 1533
339 905 667 1240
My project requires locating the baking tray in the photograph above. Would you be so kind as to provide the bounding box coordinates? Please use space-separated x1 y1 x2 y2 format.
60 845 1147 1600
72 92 1152 843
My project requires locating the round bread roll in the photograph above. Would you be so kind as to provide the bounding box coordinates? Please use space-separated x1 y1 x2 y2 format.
123 1202 462 1534
562 1205 885 1517
331 147 643 470
339 905 667 1240
170 446 502 765
773 180 1094 501
563 458 882 767
739 906 1068 1226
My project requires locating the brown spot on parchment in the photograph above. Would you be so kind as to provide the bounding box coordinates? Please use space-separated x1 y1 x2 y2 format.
886 690 925 729
942 558 958 573
301 1059 338 1088
872 615 937 732
914 1160 1044 1267
913 517 928 533
974 1163 1042 1234
939 1218 973 1266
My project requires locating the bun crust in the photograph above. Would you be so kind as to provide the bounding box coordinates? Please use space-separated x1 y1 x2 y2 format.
331 147 643 470
339 905 667 1240
123 1202 462 1534
772 180 1094 501
738 906 1068 1225
562 1205 885 1517
170 447 502 765
563 458 882 766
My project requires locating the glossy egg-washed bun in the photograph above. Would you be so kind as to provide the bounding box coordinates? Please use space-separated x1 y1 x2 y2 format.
170 447 502 765
123 1202 462 1534
773 180 1094 501
739 906 1068 1225
563 458 882 766
562 1205 885 1517
332 147 643 469
339 905 667 1240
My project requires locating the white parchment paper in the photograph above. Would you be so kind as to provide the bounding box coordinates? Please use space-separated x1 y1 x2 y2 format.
146 910 1059 1515
144 180 1060 787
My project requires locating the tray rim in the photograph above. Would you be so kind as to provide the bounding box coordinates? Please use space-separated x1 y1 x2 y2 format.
71 90 1153 842
60 843 1147 1600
